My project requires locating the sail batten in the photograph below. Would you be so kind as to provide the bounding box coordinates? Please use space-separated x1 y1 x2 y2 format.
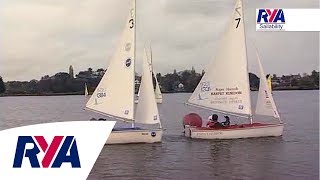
85 0 136 120
188 0 252 116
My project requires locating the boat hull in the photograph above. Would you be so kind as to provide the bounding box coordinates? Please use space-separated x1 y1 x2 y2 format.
155 98 162 104
106 128 163 144
184 123 284 139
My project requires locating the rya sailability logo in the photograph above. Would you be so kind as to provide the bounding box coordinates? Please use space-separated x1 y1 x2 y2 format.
256 9 285 31
13 136 81 168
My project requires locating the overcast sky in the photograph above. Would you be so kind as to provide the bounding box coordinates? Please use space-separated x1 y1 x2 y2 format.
0 0 319 81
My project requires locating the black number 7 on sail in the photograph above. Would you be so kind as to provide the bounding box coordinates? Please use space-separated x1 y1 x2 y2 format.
235 18 241 28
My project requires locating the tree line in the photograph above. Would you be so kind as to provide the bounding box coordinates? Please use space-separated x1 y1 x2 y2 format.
0 69 319 95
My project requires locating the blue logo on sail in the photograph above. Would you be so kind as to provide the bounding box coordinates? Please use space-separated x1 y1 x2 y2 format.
200 81 211 92
125 58 132 67
151 132 156 137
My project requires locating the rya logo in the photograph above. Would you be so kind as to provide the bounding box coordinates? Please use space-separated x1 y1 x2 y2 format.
257 9 285 23
13 136 81 168
256 9 285 31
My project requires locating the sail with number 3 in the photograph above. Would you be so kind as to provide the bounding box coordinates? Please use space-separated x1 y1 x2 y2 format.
85 1 136 121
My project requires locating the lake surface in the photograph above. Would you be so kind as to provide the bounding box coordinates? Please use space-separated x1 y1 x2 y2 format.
0 91 319 179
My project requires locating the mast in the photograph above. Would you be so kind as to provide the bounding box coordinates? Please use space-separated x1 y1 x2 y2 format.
240 0 253 124
132 0 137 128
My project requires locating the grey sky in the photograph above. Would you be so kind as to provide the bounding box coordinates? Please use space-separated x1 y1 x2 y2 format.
0 0 319 81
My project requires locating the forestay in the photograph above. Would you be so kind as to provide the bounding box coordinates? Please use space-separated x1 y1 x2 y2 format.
188 0 252 116
85 0 136 120
135 48 161 124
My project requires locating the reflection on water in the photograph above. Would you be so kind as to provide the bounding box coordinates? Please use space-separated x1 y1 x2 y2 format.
0 91 319 179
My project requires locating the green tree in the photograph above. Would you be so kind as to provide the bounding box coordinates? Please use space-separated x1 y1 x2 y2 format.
162 73 179 92
311 70 319 86
180 70 201 92
0 76 5 93
273 74 277 79
249 73 259 90
88 68 93 74
299 77 313 87
291 78 298 86
97 68 104 72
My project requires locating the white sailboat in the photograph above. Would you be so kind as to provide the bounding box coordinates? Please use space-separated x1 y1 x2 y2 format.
267 74 273 93
84 83 89 97
183 0 283 139
85 0 162 144
135 46 163 104
152 47 163 104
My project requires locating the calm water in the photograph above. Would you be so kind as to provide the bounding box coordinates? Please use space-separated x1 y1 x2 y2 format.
0 91 319 179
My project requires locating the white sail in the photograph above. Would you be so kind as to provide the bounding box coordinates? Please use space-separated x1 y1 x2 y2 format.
137 46 162 101
85 0 136 120
188 0 252 116
255 52 280 118
149 45 163 101
154 75 162 100
137 85 141 97
267 75 272 93
85 83 89 97
134 48 161 124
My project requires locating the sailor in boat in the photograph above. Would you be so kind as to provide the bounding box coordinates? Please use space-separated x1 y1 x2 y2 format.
90 117 106 121
206 114 224 128
222 116 230 126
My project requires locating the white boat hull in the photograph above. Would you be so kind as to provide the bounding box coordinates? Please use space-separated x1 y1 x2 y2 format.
106 128 163 144
184 123 284 139
155 98 162 104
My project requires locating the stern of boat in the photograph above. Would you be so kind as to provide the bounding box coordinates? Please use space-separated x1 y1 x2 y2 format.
106 128 163 144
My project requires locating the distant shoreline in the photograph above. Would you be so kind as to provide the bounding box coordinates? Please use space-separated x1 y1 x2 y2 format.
0 87 318 97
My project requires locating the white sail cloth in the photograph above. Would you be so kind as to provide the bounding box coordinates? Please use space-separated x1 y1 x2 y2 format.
135 48 161 124
85 0 136 120
188 0 252 116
